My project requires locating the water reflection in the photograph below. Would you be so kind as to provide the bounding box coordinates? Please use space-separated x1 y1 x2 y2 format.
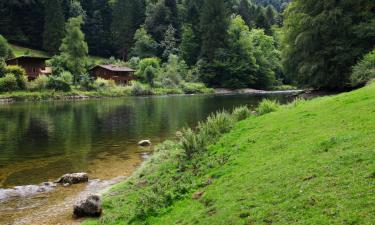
0 94 294 187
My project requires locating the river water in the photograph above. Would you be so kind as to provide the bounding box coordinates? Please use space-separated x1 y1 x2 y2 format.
0 93 296 224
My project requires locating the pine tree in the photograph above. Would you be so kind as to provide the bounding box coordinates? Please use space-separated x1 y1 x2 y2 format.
42 0 65 54
112 0 146 59
180 24 199 66
199 0 229 60
82 0 112 56
59 16 88 82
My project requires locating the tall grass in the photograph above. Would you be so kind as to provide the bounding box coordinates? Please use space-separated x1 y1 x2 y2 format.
256 99 280 115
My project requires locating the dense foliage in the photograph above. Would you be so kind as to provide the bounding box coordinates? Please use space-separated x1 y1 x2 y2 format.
350 49 375 87
0 0 283 90
1 0 374 90
282 0 375 89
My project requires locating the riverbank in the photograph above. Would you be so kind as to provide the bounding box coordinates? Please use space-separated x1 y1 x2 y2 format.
0 87 307 103
84 83 375 224
0 86 214 103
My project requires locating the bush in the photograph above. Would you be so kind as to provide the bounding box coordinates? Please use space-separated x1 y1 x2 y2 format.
130 81 152 96
256 99 280 115
350 49 375 87
47 75 72 92
79 74 94 91
93 77 116 92
0 73 18 92
28 75 50 91
136 57 160 83
181 82 210 94
232 106 252 121
180 111 234 160
5 65 28 90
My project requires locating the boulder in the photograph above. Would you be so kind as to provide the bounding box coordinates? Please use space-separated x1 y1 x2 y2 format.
57 173 88 185
73 194 102 218
138 140 151 146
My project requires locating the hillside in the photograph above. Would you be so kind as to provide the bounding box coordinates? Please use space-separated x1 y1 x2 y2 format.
10 44 105 63
85 83 375 225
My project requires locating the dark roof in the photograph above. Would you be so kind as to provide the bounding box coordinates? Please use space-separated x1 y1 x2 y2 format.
6 55 51 61
92 64 135 72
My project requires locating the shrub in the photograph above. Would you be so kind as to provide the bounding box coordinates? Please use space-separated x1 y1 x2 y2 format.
232 106 252 121
136 57 160 83
47 75 72 92
0 73 18 92
59 71 73 84
93 77 116 92
198 111 234 142
5 65 28 90
130 81 152 96
350 49 375 87
256 99 280 115
79 74 94 91
28 75 50 91
181 82 209 94
180 128 205 160
0 59 6 76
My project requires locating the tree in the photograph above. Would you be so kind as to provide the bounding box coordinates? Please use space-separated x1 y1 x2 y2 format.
350 49 375 87
282 0 375 89
43 0 65 54
130 27 158 59
180 24 200 66
198 0 230 86
0 35 14 59
160 25 178 60
199 0 229 60
145 1 171 44
59 16 88 82
82 0 113 56
112 0 146 59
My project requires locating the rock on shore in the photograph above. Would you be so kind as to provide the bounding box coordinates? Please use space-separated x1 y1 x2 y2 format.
73 194 102 218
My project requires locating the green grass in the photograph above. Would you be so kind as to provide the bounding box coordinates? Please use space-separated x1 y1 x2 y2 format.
11 44 51 58
84 83 375 225
10 44 105 63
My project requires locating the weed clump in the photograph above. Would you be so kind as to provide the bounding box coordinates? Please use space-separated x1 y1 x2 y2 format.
256 99 280 115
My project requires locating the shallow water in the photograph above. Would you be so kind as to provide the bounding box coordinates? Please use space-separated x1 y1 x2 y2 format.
0 93 295 224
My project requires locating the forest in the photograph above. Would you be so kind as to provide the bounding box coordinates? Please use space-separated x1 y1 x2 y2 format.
0 0 374 92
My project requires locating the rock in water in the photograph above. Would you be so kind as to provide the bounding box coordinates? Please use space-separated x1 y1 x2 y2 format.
138 140 151 146
73 194 102 218
57 173 88 184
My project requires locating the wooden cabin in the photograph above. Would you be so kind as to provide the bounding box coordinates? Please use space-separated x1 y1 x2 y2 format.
89 64 136 84
5 56 51 80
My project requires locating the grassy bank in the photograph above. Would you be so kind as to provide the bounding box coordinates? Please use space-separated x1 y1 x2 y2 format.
0 85 214 102
84 83 375 225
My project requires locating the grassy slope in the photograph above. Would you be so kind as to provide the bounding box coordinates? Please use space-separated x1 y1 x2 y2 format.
86 83 375 225
10 44 105 63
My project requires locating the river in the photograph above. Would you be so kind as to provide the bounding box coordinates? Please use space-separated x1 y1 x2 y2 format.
0 93 296 224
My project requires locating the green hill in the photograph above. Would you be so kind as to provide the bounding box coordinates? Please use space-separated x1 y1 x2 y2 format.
85 83 375 225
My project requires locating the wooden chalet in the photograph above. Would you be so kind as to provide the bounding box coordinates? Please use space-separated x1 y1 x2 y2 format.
89 64 136 84
5 56 51 80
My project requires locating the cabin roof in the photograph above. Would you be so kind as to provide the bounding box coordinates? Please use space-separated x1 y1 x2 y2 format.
6 55 51 62
92 64 135 72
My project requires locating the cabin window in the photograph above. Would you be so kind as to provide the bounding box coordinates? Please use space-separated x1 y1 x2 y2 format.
32 68 37 73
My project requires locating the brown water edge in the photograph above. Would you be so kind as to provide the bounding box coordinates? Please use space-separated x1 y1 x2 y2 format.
0 144 150 225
